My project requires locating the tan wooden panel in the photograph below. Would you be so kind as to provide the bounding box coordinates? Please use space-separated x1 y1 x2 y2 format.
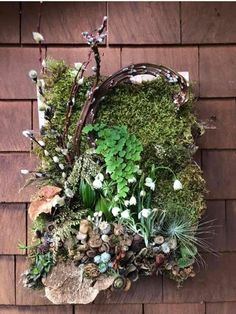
206 302 236 314
75 304 142 314
0 305 73 314
0 3 19 43
0 256 15 304
144 303 205 314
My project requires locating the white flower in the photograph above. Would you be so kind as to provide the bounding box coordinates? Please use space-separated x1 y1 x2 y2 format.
140 190 146 197
32 32 44 43
62 172 66 179
28 69 37 80
161 242 170 254
140 208 152 218
38 140 45 146
92 179 103 189
65 188 74 198
112 207 121 217
74 62 83 71
77 77 84 85
173 179 183 191
121 209 130 219
52 195 65 207
129 195 137 206
61 149 68 155
22 130 32 138
145 177 155 191
53 156 59 163
20 169 29 175
44 150 49 156
95 173 104 182
103 16 108 21
59 163 64 170
124 200 130 207
128 177 136 183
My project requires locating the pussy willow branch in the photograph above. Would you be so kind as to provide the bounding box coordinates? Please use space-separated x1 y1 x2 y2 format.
69 17 107 159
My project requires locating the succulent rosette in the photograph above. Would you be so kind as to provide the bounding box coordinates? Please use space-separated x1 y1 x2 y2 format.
20 18 210 304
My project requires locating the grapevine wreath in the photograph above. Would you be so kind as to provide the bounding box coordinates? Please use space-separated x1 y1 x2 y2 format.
20 18 210 304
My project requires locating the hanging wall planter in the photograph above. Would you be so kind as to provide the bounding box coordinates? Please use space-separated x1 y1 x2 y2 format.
20 17 209 304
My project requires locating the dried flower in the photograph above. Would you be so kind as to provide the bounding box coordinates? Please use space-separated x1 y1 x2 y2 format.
121 209 130 219
99 221 111 234
32 31 44 43
129 195 137 206
112 207 121 217
20 169 29 175
100 252 111 263
173 179 183 191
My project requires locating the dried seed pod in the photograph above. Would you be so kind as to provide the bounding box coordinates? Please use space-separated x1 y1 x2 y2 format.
123 278 132 291
86 250 97 258
154 235 164 245
76 232 88 241
84 263 100 278
79 219 91 234
101 234 109 242
113 224 125 236
155 253 165 266
99 243 110 253
113 276 126 290
89 237 103 249
168 238 177 249
99 221 111 235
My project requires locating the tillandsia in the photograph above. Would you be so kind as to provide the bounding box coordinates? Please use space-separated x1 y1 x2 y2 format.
19 16 212 305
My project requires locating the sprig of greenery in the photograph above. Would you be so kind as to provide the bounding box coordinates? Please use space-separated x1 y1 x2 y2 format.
83 123 143 198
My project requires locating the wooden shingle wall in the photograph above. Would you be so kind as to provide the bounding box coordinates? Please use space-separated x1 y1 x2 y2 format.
0 2 236 313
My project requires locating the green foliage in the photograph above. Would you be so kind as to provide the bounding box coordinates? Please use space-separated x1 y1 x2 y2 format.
96 78 197 171
25 252 54 289
79 180 96 209
95 195 113 221
83 123 143 198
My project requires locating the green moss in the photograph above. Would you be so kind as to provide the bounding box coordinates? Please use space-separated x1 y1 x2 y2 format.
96 78 197 171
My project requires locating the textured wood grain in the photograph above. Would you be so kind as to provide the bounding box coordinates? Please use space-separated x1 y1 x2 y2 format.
202 151 236 199
0 306 73 314
95 276 162 304
196 99 236 149
144 303 205 314
0 256 15 304
182 3 236 43
204 201 226 252
0 48 42 99
21 2 106 44
46 48 121 77
75 304 142 314
0 3 19 43
0 154 38 202
206 302 236 314
122 47 199 94
226 201 236 251
109 2 180 44
0 102 32 151
200 47 236 97
163 253 236 302
0 204 26 255
15 256 52 305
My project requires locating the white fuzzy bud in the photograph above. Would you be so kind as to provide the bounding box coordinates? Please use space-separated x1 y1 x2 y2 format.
59 163 64 170
74 62 83 71
129 195 137 206
44 150 49 156
20 169 29 175
53 156 59 163
32 32 44 43
173 179 183 191
38 140 45 146
77 77 84 85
